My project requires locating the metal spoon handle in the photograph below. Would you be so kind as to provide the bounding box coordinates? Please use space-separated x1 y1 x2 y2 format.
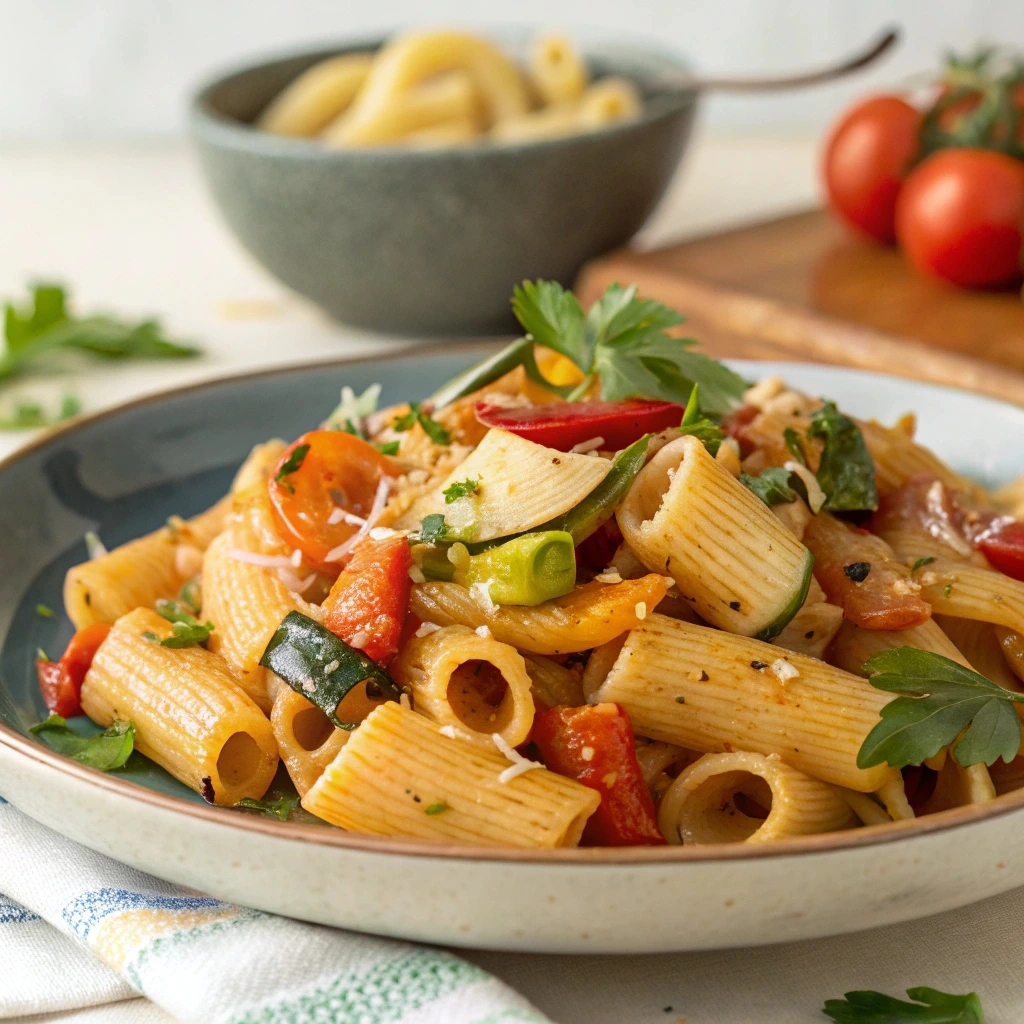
687 26 899 93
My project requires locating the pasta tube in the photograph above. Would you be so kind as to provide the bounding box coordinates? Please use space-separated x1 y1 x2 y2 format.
831 618 971 677
271 687 348 797
409 575 669 656
616 436 813 639
302 702 599 847
258 53 374 136
391 625 535 748
398 428 610 542
995 627 1024 685
858 418 971 498
936 616 1023 692
577 77 642 128
528 34 587 105
64 497 230 630
523 654 584 709
916 561 1024 634
658 751 856 844
81 608 278 805
590 614 899 792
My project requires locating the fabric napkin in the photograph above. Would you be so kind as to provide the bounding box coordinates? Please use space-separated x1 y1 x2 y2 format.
0 796 550 1024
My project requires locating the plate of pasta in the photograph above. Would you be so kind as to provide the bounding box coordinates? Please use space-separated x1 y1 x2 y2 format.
4 280 1024 953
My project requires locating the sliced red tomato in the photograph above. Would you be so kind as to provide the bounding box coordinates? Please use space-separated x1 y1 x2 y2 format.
532 702 665 846
474 400 684 452
978 520 1024 582
321 534 413 664
36 623 111 717
268 431 399 574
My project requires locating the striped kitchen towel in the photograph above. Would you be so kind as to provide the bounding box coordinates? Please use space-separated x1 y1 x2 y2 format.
0 797 550 1024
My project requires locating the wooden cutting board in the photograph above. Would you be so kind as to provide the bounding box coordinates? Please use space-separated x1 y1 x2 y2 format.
575 209 1024 407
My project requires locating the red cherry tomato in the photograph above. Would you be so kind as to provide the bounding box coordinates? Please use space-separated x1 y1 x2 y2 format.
36 623 111 717
533 702 665 846
822 95 922 242
474 400 684 452
896 149 1024 288
322 534 413 665
267 431 399 573
978 520 1024 581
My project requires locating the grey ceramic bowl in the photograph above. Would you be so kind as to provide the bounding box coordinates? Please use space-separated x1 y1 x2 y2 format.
189 35 698 336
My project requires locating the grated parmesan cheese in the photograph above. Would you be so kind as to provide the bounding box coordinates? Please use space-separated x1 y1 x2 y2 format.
580 746 595 762
290 548 303 568
475 624 492 638
569 436 605 455
635 601 647 620
301 677 316 694
438 724 458 738
770 658 799 683
408 565 427 584
323 660 340 675
276 567 316 594
492 732 543 784
470 581 498 613
325 476 391 563
369 526 402 541
594 570 623 584
415 621 442 638
348 630 370 649
784 461 827 515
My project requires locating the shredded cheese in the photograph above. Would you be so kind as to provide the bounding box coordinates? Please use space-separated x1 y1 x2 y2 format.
325 476 391 562
228 550 294 569
770 658 799 683
634 601 647 620
348 629 370 649
301 677 316 694
438 724 458 739
475 624 492 638
415 621 442 638
569 436 605 455
276 568 316 594
323 660 340 675
470 581 497 613
580 745 595 762
290 548 303 568
492 732 543 784
408 565 426 584
784 461 827 515
594 570 623 584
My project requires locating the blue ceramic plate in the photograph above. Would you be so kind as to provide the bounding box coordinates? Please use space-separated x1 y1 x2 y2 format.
3 352 1024 953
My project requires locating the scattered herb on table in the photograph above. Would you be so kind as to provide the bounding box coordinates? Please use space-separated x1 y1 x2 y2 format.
822 985 985 1023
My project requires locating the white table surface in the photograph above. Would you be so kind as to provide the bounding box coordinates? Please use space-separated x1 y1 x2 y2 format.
11 131 980 1024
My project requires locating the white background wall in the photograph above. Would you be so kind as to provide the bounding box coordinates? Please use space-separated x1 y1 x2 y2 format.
1 0 1021 142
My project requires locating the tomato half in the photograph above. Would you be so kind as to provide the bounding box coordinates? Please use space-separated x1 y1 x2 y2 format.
822 95 921 242
896 149 1024 288
474 400 684 451
978 520 1024 581
267 431 399 573
37 623 111 717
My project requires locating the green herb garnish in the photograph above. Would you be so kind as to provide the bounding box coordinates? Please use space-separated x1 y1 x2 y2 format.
324 383 381 435
393 402 451 445
912 556 937 573
425 801 449 815
678 384 725 455
417 513 472 545
823 986 985 1023
943 584 953 597
376 441 400 456
857 647 1024 770
807 401 878 512
783 426 806 465
1 283 198 395
30 714 135 771
178 577 202 615
740 467 798 506
145 598 215 648
509 281 747 415
443 478 480 503
36 647 50 662
237 795 299 821
274 443 310 493
35 604 54 619
0 394 81 431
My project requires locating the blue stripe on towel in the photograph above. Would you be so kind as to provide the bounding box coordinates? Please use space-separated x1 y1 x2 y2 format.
63 888 228 940
0 893 39 923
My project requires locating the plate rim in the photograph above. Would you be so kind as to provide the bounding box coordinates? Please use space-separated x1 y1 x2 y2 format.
5 348 1024 866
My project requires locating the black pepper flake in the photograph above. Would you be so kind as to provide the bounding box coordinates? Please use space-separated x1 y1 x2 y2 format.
675 696 686 704
200 776 215 803
413 795 422 803
804 630 815 639
729 600 741 611
843 561 872 583
84 592 92 606
750 661 769 670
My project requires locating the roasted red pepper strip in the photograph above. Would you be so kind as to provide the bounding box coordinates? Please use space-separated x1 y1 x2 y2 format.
474 400 684 452
36 623 111 717
978 521 1024 581
532 702 665 846
322 534 412 665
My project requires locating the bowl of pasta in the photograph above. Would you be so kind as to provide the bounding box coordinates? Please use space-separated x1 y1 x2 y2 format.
189 30 696 335
5 279 1024 954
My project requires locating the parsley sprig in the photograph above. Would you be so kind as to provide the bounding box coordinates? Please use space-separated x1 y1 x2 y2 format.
430 281 747 415
443 478 480 503
857 647 1024 770
393 401 451 445
823 986 985 1023
30 715 136 771
143 599 216 649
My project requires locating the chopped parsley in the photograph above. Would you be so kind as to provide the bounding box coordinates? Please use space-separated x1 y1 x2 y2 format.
943 584 953 597
912 556 937 573
144 599 215 648
823 986 984 1023
425 801 450 815
740 466 797 506
783 427 806 465
416 513 471 545
392 402 451 445
375 440 400 456
443 478 480 503
807 401 878 512
274 443 310 493
35 603 54 618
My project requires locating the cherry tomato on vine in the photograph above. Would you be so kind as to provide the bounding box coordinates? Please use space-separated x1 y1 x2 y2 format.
895 148 1024 288
822 95 922 242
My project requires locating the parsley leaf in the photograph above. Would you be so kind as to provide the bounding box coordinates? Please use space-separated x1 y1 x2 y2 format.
274 443 310 494
912 556 937 573
148 598 216 648
35 603 55 618
425 801 450 815
807 401 879 512
823 986 985 1023
678 384 725 455
237 794 299 821
393 402 451 446
443 478 480 503
510 281 747 415
376 441 400 456
0 393 81 431
30 714 135 771
857 647 1024 770
783 426 806 465
1 283 198 387
323 383 381 436
740 467 798 506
